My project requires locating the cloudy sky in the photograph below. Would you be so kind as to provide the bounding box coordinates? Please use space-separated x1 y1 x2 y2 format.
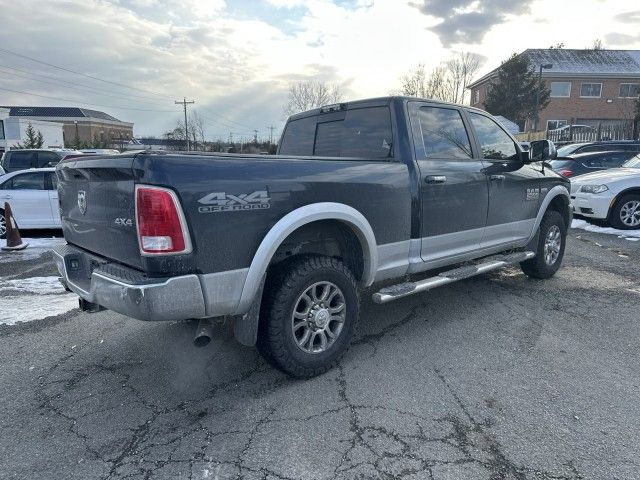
0 0 639 140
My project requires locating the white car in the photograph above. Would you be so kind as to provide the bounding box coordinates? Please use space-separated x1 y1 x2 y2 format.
571 154 640 229
0 167 61 238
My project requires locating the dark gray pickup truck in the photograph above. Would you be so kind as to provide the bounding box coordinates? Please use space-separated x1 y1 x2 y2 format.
54 96 571 378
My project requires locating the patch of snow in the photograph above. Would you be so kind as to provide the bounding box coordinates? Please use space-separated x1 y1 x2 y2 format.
0 293 78 325
0 276 67 295
0 275 78 325
571 219 640 240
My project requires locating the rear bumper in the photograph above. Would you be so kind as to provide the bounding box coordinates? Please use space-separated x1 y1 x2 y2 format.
52 244 248 321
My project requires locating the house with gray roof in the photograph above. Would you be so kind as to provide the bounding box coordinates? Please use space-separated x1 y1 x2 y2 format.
468 49 640 133
0 106 134 148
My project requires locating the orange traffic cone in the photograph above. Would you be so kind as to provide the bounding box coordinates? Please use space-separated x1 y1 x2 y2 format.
1 202 28 251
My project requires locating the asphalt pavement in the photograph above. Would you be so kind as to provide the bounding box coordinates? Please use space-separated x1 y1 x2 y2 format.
1 228 639 480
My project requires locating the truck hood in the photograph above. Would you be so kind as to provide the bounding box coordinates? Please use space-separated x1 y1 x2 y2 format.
571 168 640 185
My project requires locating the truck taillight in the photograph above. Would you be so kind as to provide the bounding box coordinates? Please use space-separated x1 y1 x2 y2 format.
135 185 191 255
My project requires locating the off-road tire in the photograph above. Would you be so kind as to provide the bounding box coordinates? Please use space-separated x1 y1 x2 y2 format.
520 210 566 279
257 255 359 378
609 194 640 230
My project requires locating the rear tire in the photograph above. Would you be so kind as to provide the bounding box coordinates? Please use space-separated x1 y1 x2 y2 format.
609 194 640 230
257 255 359 378
521 210 566 279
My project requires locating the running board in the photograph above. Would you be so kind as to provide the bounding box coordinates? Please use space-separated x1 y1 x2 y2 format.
372 251 535 304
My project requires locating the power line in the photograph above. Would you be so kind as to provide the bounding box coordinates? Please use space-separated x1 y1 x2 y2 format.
0 63 168 104
0 86 174 112
0 69 167 107
0 47 166 98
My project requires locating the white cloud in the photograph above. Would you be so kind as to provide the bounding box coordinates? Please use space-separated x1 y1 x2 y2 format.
0 0 638 139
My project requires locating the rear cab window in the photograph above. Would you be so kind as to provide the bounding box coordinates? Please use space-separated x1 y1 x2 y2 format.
279 105 393 160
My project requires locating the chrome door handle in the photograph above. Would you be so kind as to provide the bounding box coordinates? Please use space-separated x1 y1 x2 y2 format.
489 174 506 181
425 175 447 184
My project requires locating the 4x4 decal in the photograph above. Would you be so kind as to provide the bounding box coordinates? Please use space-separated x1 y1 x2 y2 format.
198 190 271 213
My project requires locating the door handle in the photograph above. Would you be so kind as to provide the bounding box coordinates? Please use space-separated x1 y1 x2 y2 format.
425 175 447 184
489 174 506 181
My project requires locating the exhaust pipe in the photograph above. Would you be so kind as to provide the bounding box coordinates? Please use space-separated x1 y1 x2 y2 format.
194 319 214 347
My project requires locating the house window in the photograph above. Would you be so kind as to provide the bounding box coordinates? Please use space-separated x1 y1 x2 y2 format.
580 83 602 98
473 90 480 104
547 120 568 131
619 83 640 98
550 82 571 97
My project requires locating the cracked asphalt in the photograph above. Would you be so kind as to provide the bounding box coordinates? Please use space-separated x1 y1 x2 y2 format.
1 229 640 480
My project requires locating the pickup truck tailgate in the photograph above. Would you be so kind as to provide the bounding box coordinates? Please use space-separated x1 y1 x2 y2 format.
56 155 142 269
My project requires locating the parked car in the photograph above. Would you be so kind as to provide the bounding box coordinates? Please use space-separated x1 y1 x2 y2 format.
1 149 85 173
556 141 640 157
549 150 638 177
571 154 640 229
53 97 569 378
548 124 595 142
0 168 61 238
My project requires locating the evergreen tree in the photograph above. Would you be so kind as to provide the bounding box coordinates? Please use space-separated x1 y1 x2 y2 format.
484 53 550 130
14 123 45 149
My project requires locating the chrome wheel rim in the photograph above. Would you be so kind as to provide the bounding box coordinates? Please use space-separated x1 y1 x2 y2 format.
0 215 5 237
620 200 640 227
291 281 346 354
544 225 562 265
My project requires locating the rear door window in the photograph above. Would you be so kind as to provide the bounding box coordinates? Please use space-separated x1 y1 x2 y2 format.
6 172 45 190
416 106 472 159
37 151 60 167
8 151 35 169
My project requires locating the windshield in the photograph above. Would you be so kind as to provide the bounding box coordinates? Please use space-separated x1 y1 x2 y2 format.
622 155 640 169
556 144 580 156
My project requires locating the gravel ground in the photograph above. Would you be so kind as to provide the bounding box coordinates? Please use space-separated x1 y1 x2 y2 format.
1 229 639 480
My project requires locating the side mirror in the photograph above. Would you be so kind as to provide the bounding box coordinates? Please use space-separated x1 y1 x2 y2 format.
529 140 557 162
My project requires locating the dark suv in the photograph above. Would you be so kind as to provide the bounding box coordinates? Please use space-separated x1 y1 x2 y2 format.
1 149 84 173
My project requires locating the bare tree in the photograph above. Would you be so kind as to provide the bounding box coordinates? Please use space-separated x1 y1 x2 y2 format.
397 52 483 104
173 111 206 150
283 80 344 117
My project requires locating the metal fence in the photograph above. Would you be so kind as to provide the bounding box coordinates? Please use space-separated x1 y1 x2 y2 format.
546 122 637 145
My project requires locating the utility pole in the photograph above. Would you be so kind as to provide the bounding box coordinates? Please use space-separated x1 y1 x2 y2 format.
175 98 195 151
533 64 552 132
268 125 275 145
253 129 258 145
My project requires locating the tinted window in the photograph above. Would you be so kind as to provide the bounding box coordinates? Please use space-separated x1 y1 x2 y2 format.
8 151 35 168
314 107 393 159
279 116 316 156
37 151 60 167
314 121 342 157
469 113 518 160
6 172 45 190
417 107 472 159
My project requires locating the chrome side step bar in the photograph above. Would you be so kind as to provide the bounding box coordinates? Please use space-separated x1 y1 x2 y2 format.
372 251 535 304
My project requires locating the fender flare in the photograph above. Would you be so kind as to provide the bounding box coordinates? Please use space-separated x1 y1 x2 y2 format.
234 202 378 315
526 185 571 243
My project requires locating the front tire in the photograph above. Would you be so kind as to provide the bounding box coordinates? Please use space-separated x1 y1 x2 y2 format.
257 255 359 378
521 210 566 279
609 194 640 230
